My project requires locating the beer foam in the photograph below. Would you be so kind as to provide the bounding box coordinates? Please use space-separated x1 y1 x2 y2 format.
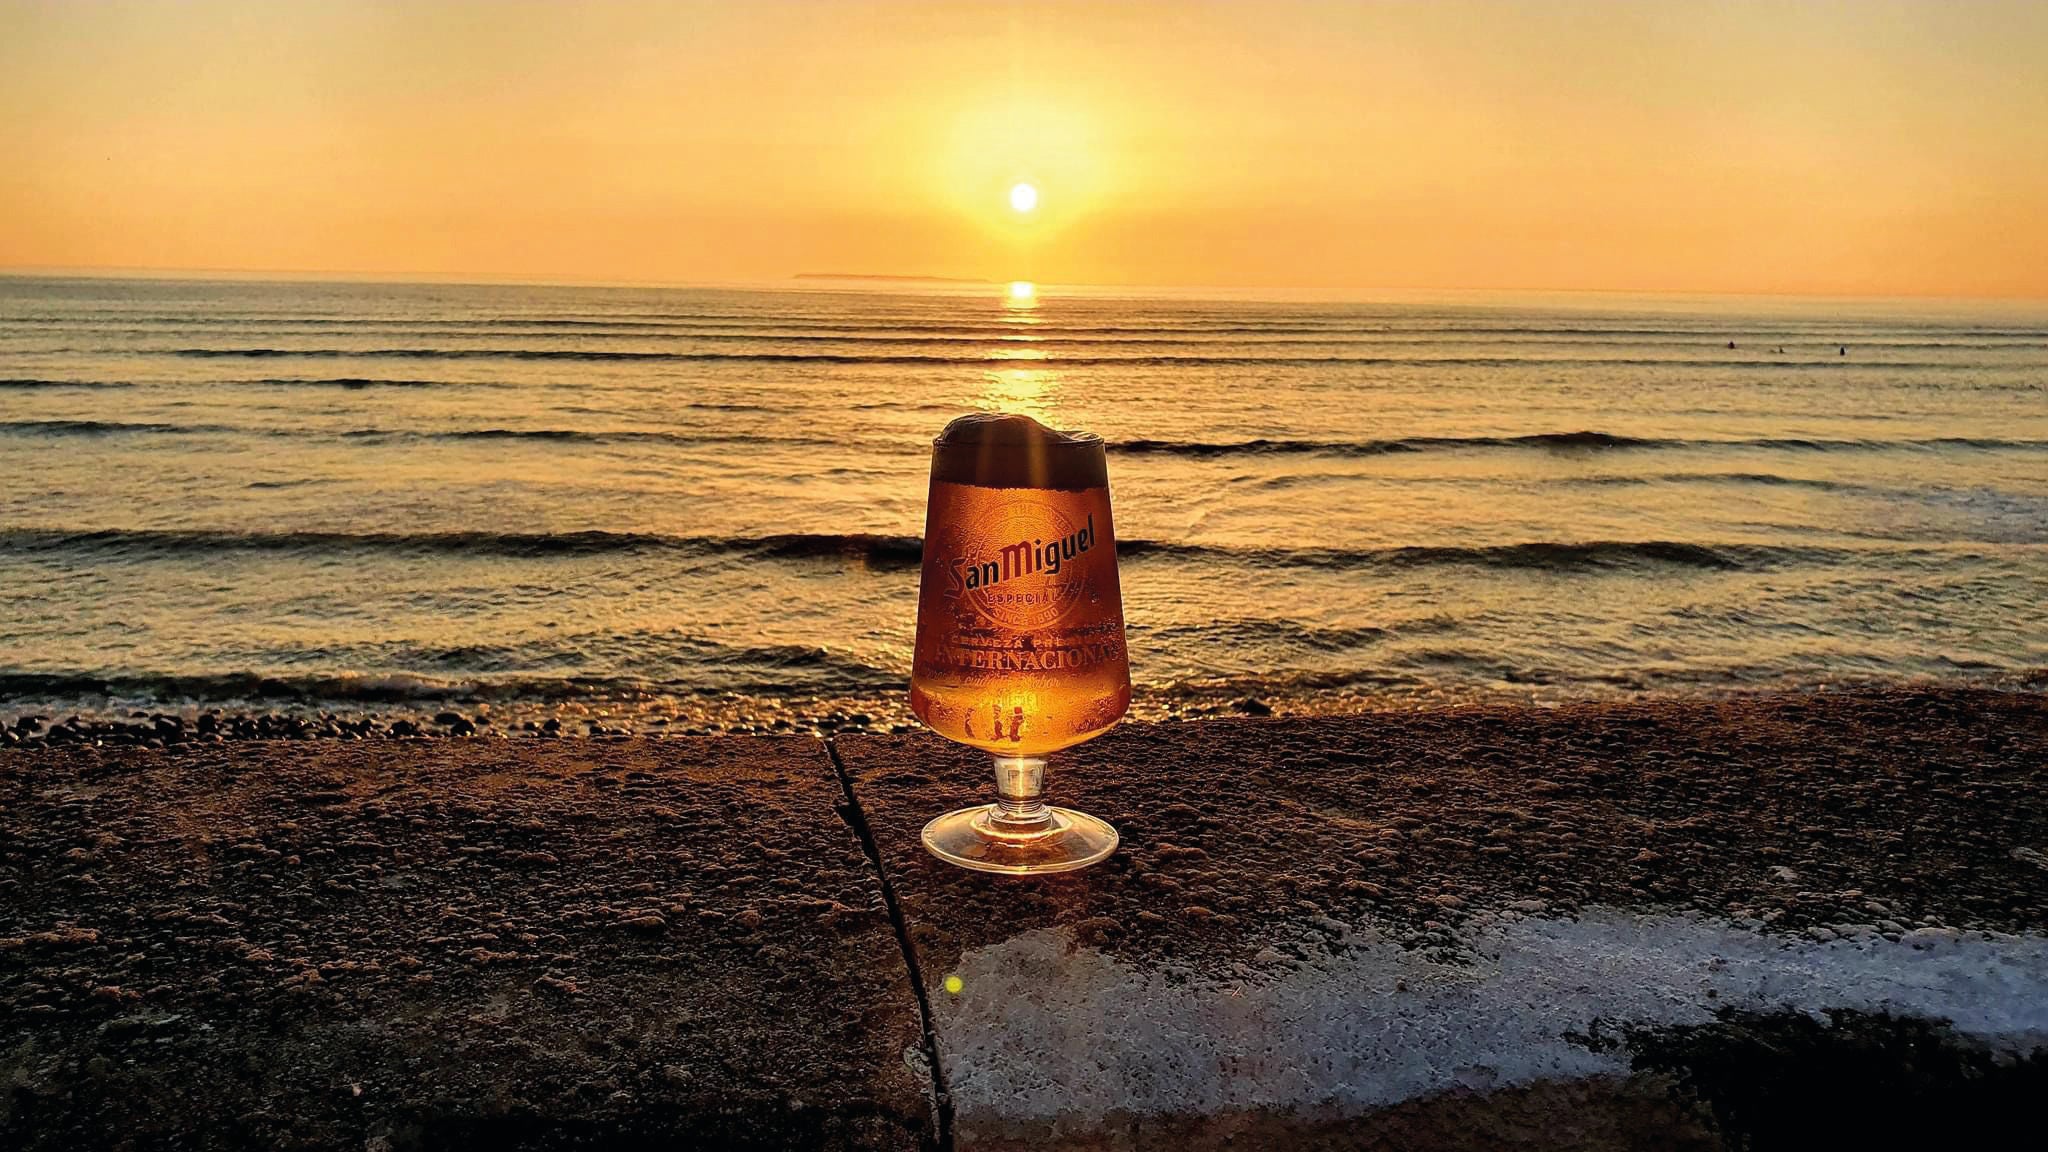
932 413 1108 490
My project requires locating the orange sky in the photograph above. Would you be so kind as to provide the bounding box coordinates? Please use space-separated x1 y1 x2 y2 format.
3 0 2046 296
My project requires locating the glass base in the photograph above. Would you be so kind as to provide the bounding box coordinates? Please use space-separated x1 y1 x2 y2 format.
920 804 1119 875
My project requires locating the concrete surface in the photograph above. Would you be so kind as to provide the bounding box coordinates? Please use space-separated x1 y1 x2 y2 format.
1 738 932 1150
6 688 2048 1151
835 689 2048 1150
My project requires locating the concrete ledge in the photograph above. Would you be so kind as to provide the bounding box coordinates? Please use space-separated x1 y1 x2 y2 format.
0 739 931 1150
835 689 2048 1149
5 689 2047 1150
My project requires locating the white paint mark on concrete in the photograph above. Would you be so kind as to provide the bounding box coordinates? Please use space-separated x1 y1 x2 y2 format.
936 910 2048 1127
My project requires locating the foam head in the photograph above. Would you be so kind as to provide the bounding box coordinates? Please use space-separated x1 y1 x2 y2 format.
930 413 1108 490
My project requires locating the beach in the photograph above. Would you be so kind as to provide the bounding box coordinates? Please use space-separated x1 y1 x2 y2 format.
7 687 2045 1150
9 2 2048 1147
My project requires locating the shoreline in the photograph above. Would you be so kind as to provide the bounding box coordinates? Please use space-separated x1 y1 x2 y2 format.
5 671 2042 749
5 687 2046 1149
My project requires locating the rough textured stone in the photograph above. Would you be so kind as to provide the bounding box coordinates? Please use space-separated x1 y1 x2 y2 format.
841 689 2048 970
7 691 2047 1151
0 738 931 1151
837 688 2048 1149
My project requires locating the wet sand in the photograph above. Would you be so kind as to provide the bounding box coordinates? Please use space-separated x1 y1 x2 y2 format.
5 689 2046 1150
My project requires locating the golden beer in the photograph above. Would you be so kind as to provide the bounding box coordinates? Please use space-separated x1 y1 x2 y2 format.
911 413 1128 873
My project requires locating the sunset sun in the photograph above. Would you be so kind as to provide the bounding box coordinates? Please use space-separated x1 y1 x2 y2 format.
1008 182 1039 213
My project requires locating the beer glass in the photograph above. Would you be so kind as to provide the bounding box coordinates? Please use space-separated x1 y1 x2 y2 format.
911 413 1130 874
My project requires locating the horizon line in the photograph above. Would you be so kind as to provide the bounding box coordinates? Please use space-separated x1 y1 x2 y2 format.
3 262 2046 307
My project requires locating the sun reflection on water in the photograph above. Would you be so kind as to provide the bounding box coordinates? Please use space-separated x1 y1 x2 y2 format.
977 280 1056 416
979 366 1059 421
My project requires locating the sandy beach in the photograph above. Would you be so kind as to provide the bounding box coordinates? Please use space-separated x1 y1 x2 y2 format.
6 688 2045 1150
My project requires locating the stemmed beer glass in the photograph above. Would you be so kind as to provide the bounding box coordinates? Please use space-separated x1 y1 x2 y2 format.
910 413 1130 874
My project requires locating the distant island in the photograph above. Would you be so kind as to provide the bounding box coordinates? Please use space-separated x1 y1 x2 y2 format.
794 273 995 284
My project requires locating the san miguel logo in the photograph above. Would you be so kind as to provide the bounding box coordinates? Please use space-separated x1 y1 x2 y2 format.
944 502 1098 629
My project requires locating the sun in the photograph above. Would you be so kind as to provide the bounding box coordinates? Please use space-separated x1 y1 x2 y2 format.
1008 280 1037 301
1009 182 1039 213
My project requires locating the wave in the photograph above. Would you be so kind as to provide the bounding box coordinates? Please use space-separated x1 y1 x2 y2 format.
4 375 485 393
64 323 2048 350
0 669 602 705
1573 471 1860 492
743 533 923 563
11 415 2037 458
850 399 978 413
1147 668 1434 699
10 415 2040 467
1117 539 1843 572
0 527 926 566
1744 436 2048 451
0 418 228 436
163 347 1976 369
0 525 1873 574
0 649 902 706
0 378 133 390
69 311 2047 338
1113 432 2048 458
165 347 978 364
338 427 838 450
1116 430 1655 456
1133 659 2045 702
235 379 782 399
250 376 471 390
1134 618 1459 652
1230 468 1870 494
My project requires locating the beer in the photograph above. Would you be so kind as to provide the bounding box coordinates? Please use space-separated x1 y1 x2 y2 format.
911 413 1127 873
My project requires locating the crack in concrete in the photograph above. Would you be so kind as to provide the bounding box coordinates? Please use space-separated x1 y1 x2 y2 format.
827 737 955 1152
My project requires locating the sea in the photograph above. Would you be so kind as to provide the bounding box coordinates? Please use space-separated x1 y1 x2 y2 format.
2 274 2044 733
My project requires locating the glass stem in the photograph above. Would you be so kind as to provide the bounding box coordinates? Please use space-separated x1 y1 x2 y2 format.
990 754 1051 828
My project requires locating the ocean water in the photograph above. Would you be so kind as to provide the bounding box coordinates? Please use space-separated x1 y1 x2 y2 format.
2 275 2044 731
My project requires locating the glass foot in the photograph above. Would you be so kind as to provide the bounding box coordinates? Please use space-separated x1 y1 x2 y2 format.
921 804 1119 875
